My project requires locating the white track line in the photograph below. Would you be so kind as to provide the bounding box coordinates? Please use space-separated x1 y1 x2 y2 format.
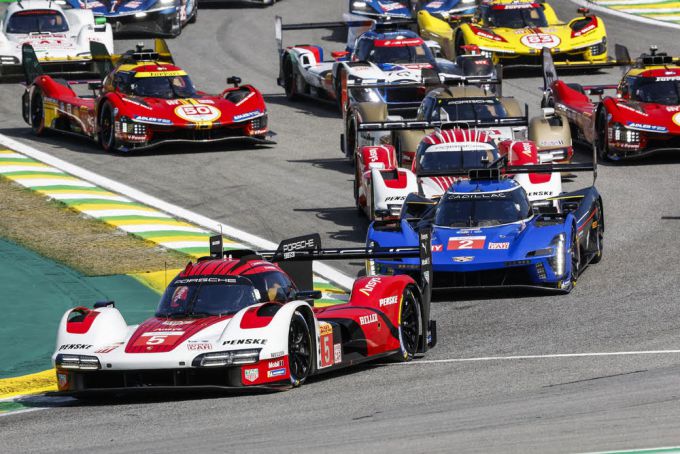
0 133 355 290
395 349 680 365
570 0 680 30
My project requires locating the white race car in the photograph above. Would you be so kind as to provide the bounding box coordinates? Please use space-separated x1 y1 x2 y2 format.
354 130 563 220
0 0 113 80
276 17 500 112
52 234 437 393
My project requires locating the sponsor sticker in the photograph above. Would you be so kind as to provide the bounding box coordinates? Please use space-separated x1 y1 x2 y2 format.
320 322 334 368
379 295 399 307
488 242 510 250
233 110 261 122
187 342 212 351
270 350 285 359
520 34 561 50
268 360 284 369
673 112 680 127
175 104 221 123
432 244 443 252
334 343 342 364
358 277 381 296
223 338 267 345
267 368 286 378
447 236 486 250
59 344 92 350
453 256 474 262
94 344 120 353
359 313 378 326
134 115 172 125
625 122 668 133
244 368 259 382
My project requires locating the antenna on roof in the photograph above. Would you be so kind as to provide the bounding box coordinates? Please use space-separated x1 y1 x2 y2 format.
650 45 658 56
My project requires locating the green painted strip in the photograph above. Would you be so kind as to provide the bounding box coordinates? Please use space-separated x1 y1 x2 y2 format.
0 401 28 413
0 157 39 163
97 215 175 222
0 170 65 177
27 184 102 191
59 199 148 208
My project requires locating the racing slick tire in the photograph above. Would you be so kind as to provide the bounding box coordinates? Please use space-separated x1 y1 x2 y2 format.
394 286 421 362
563 226 581 293
288 311 313 387
596 108 613 162
99 102 119 153
188 4 197 23
589 201 604 264
29 88 46 136
344 113 358 162
282 57 300 101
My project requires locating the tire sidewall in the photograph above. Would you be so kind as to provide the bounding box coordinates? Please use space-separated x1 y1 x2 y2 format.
289 311 312 387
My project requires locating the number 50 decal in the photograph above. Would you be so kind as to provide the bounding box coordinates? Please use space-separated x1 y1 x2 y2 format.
174 104 221 122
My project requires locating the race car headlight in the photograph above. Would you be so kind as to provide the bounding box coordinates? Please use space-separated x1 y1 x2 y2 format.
548 233 566 278
55 354 101 370
610 123 639 144
117 116 147 136
194 349 260 367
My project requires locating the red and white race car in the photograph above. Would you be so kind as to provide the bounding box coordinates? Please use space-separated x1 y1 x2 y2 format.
354 129 563 220
542 46 680 160
22 39 271 152
52 233 436 393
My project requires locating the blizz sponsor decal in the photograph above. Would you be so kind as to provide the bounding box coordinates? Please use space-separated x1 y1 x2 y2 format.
520 34 561 50
223 338 267 345
232 110 262 122
244 368 259 382
358 277 381 296
174 104 222 123
59 344 92 350
379 295 399 307
625 122 668 133
360 313 378 326
267 368 286 378
379 1 405 11
447 236 486 250
488 242 510 250
134 115 172 125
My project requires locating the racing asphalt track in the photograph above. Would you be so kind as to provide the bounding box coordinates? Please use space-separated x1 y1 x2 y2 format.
1 0 680 452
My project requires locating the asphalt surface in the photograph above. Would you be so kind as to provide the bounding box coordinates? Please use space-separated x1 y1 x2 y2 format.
1 0 680 452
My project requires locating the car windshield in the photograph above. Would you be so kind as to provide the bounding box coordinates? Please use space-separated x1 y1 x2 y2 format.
129 75 197 99
156 277 259 318
7 10 69 33
434 187 532 227
486 6 548 28
628 76 680 105
417 143 498 173
436 99 509 122
368 42 434 65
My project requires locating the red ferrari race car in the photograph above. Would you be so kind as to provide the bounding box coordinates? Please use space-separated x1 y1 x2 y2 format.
542 45 680 160
22 40 272 152
52 233 436 393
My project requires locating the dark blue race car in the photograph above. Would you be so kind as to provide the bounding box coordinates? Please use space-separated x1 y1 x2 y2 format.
65 0 197 37
366 164 604 293
348 0 477 20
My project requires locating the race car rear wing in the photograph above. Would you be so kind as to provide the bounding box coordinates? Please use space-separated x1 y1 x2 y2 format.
356 113 529 132
17 43 102 85
541 45 633 90
209 231 436 351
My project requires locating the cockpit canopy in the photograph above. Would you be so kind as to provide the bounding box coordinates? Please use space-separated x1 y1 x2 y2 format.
435 185 532 227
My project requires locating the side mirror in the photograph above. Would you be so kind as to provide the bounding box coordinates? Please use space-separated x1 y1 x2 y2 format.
331 50 349 61
94 300 115 308
295 290 322 302
577 7 590 15
88 81 103 91
227 76 241 87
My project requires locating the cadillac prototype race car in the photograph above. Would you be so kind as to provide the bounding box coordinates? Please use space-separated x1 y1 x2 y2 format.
52 233 436 393
365 153 603 292
22 40 271 152
417 0 608 66
0 0 113 81
275 17 499 111
344 83 571 166
63 0 197 37
354 128 564 220
542 45 680 160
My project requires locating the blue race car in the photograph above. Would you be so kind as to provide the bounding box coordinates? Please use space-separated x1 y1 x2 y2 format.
348 0 476 20
366 164 603 293
65 0 197 37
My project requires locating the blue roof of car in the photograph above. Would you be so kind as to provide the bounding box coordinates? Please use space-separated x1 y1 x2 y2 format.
362 29 421 40
448 178 520 194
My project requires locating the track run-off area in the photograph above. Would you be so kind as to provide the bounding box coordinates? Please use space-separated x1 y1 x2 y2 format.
1 0 680 452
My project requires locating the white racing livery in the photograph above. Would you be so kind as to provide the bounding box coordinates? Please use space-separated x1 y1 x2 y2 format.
354 129 563 220
52 234 437 393
0 0 113 79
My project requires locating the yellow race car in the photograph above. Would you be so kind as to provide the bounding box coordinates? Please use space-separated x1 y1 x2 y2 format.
418 0 608 67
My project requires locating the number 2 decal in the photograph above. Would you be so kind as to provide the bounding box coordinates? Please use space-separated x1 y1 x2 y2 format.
447 236 486 250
